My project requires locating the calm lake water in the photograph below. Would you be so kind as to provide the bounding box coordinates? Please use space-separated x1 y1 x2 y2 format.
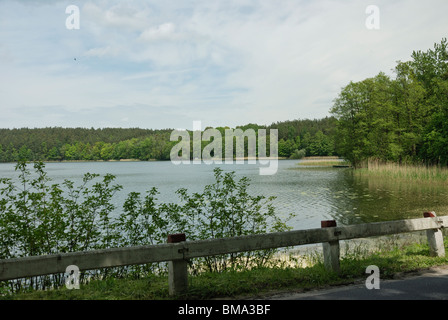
1 160 447 231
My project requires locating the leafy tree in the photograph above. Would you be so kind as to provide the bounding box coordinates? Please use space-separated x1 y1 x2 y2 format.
331 80 374 167
331 38 448 167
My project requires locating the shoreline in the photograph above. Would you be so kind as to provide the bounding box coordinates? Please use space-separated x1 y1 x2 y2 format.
0 156 343 165
1 157 291 164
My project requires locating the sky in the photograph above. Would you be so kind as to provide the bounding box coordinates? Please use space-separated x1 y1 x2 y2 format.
0 0 447 130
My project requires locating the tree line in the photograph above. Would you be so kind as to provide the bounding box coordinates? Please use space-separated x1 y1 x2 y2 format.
331 38 448 168
0 118 337 162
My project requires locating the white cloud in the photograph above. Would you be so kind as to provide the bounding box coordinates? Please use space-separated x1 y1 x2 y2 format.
0 0 447 129
139 23 178 42
83 2 152 31
84 46 117 57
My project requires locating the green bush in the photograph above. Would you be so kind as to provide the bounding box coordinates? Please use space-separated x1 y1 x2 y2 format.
118 167 294 273
289 149 306 159
0 161 292 293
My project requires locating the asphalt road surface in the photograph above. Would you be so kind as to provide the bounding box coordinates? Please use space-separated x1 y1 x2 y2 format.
264 266 448 300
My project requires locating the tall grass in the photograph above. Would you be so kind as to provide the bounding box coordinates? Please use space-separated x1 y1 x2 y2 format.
297 160 350 167
356 159 448 183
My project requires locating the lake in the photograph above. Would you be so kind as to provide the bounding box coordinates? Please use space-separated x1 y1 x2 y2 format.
1 160 447 231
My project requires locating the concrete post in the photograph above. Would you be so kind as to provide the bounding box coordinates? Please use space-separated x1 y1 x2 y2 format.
321 220 340 273
423 212 445 257
168 233 188 295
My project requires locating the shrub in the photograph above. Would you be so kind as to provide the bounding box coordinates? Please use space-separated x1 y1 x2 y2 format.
0 162 292 292
289 149 307 159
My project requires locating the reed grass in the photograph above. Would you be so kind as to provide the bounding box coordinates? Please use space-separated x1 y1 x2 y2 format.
356 159 448 184
297 160 350 167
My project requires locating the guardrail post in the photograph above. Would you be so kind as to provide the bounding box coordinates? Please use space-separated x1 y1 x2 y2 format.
423 212 445 257
321 220 340 273
167 233 188 295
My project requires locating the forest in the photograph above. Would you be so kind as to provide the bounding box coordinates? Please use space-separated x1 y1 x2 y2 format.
331 38 448 168
2 39 445 166
0 118 337 162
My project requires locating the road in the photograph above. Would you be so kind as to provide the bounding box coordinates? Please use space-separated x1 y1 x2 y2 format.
262 265 448 300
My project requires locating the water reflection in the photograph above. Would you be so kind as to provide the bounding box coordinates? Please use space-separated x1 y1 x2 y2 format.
284 164 448 228
324 169 448 225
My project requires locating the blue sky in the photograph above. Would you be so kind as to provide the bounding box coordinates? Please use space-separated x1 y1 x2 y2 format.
0 0 447 130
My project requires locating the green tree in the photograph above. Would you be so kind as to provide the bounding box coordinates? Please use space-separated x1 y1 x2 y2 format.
331 39 448 166
331 80 374 167
17 145 33 161
100 143 114 160
278 139 297 158
415 39 448 165
48 147 61 161
308 130 333 156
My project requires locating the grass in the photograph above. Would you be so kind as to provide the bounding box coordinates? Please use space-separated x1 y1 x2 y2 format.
296 156 350 167
356 159 448 184
3 234 448 300
297 160 351 167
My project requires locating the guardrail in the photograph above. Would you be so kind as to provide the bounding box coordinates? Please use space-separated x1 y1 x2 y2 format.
0 212 446 295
